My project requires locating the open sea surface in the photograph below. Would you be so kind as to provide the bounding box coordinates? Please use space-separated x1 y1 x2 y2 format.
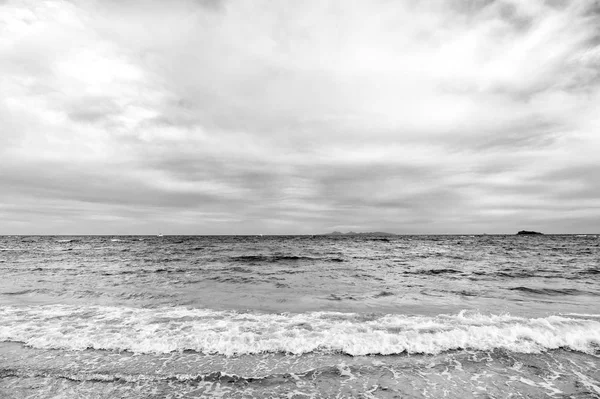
0 234 599 398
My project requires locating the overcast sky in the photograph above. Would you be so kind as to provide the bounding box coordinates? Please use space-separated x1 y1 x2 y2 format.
1 0 599 235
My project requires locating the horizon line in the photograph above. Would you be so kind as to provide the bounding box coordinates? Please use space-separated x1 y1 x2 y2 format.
1 233 598 237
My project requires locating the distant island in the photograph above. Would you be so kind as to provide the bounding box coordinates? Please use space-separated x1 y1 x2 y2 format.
517 230 543 235
323 231 397 236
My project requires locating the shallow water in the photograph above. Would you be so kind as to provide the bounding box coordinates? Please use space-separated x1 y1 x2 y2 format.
1 235 599 398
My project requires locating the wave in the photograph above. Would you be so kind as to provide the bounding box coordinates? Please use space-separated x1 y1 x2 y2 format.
229 255 345 263
1 289 46 296
495 271 536 278
509 287 600 296
0 306 599 356
206 275 272 284
325 293 359 301
0 367 324 386
101 268 187 276
560 313 600 319
579 268 600 275
407 268 462 275
0 288 176 301
373 291 395 298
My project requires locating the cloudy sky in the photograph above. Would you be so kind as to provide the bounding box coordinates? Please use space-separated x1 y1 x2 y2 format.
1 0 599 235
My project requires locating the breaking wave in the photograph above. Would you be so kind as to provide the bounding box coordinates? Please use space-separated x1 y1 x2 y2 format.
0 306 599 356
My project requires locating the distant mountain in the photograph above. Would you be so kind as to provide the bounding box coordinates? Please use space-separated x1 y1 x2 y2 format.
517 230 543 235
323 231 397 236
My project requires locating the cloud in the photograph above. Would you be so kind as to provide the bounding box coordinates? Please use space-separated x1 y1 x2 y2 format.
0 0 599 234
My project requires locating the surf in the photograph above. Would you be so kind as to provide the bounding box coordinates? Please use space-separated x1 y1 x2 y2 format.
1 305 599 356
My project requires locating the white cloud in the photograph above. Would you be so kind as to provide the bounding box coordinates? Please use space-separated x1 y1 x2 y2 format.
0 0 599 234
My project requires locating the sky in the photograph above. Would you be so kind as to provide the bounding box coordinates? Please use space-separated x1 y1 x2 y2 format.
1 0 599 235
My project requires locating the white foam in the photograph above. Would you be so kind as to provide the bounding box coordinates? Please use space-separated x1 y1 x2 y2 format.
0 306 599 356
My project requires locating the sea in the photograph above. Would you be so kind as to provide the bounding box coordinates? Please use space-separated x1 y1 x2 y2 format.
0 234 599 398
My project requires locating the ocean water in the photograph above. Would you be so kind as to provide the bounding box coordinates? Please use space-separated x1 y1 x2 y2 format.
0 235 599 398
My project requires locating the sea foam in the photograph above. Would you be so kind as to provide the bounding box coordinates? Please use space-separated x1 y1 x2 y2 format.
0 306 599 356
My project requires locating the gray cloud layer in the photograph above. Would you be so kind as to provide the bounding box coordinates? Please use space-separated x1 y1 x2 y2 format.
1 0 599 234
